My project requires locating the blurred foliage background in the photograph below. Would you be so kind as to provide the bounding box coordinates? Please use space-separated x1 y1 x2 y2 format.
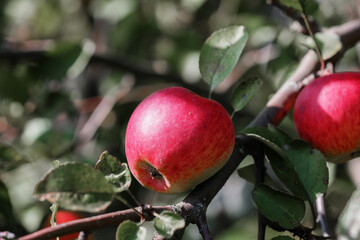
0 0 359 239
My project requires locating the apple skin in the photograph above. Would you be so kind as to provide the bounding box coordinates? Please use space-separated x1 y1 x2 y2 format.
293 72 360 163
43 211 83 240
125 87 235 194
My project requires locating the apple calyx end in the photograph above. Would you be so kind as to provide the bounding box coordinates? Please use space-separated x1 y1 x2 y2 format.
135 160 171 192
146 162 163 180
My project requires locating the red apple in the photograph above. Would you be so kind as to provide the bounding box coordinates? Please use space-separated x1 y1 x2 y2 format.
125 87 235 194
293 72 360 163
43 211 83 240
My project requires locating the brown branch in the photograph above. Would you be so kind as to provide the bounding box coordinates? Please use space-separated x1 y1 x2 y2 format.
18 206 172 240
16 19 360 240
252 144 266 240
196 213 213 240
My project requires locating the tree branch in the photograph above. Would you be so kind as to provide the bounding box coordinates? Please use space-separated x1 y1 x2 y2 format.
196 213 213 240
252 144 266 240
18 206 171 240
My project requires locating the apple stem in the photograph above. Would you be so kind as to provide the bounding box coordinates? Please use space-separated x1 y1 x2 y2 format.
300 12 325 70
230 110 236 119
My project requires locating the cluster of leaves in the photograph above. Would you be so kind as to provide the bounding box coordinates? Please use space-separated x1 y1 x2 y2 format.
199 25 264 119
33 151 185 240
241 126 329 238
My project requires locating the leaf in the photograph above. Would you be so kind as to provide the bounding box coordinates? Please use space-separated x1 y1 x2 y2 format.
242 126 327 202
0 142 29 172
337 188 360 239
33 162 114 212
277 0 318 14
116 220 146 240
237 164 279 188
284 140 329 202
154 211 185 238
252 184 305 230
199 26 248 94
241 126 291 160
52 192 113 212
278 0 303 12
271 236 296 240
95 151 132 193
265 148 309 201
311 32 342 60
231 77 263 112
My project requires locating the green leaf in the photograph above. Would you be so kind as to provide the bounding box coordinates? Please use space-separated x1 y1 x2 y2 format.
237 164 279 188
337 188 360 239
0 142 29 172
95 151 132 193
231 77 262 112
116 220 146 240
252 184 305 230
52 192 113 212
304 32 342 60
241 126 291 160
271 236 296 240
154 211 185 238
33 162 114 212
243 126 329 202
242 126 318 202
284 140 329 202
199 26 248 94
278 0 303 12
265 148 309 201
277 0 318 14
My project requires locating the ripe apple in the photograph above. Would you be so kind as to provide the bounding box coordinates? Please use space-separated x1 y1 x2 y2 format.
293 72 360 163
43 211 83 240
125 87 235 194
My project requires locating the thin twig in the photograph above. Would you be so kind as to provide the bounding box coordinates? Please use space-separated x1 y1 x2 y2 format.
266 0 321 34
75 75 134 146
18 206 172 240
301 12 325 70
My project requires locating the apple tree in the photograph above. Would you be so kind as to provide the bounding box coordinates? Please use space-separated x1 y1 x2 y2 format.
1 0 360 239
